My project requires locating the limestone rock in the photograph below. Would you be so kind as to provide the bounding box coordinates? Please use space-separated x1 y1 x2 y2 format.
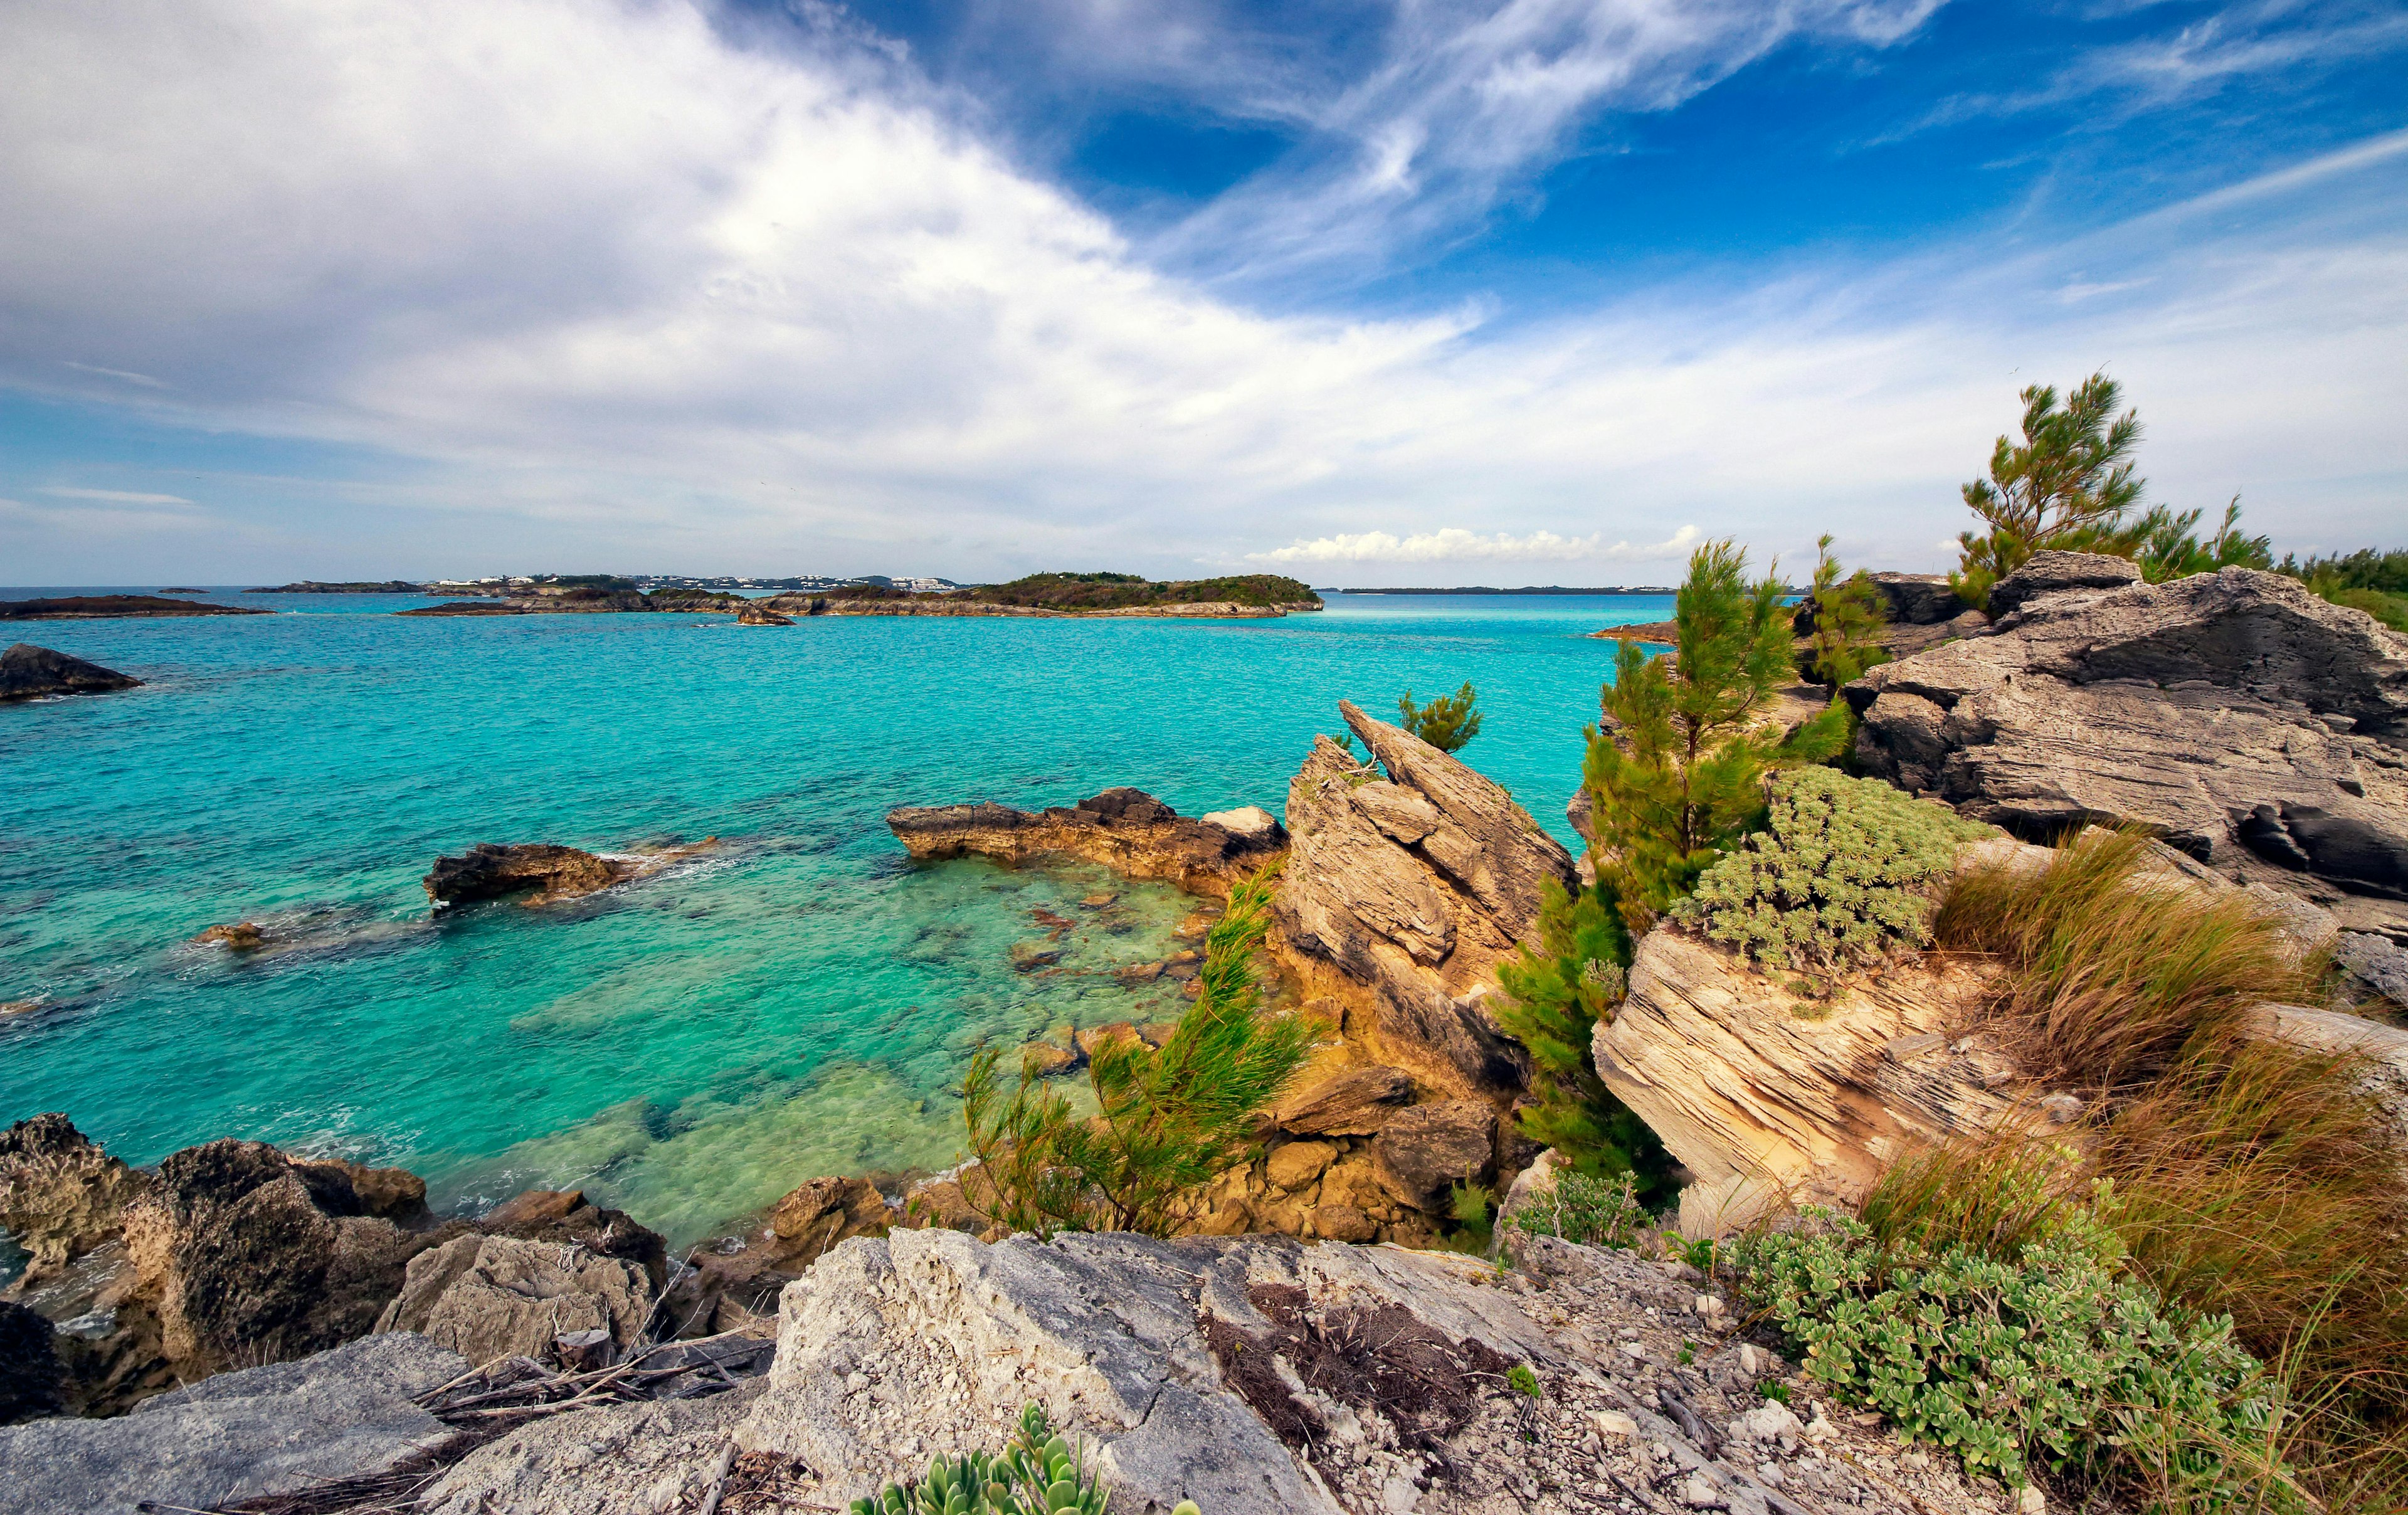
373 1235 650 1367
423 843 635 907
733 600 793 626
1594 927 2020 1232
1275 702 1575 1101
0 643 142 701
760 1176 890 1269
1270 1065 1416 1136
480 1187 668 1287
0 1332 465 1515
886 788 1286 897
1371 1100 1497 1213
1868 572 1967 625
1984 549 2141 616
0 596 267 621
1264 1141 1338 1191
0 1114 151 1290
1848 567 2408 923
2340 931 2408 1010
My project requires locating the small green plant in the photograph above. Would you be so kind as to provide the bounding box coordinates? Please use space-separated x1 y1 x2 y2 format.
1800 534 1890 689
1730 1201 2292 1507
1445 1176 1497 1254
1672 1235 1718 1274
1674 767 1990 982
1758 1380 1792 1405
848 1403 1182 1515
1504 1169 1650 1252
1508 1363 1543 1400
1677 1341 1695 1366
1397 681 1483 752
962 870 1312 1237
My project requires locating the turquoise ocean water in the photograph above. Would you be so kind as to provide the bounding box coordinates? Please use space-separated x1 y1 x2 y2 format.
1 589 1667 1247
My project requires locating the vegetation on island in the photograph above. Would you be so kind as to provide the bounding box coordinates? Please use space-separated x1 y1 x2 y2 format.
1396 680 1483 751
828 571 1319 611
961 870 1312 1238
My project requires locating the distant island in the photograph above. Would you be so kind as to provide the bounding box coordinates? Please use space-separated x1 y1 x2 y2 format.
0 594 271 620
399 571 1323 620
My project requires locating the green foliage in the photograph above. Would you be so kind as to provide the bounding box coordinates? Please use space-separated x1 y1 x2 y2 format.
1674 768 1989 981
962 871 1312 1237
1503 1169 1650 1252
1732 1200 2288 1505
1758 1380 1792 1405
2133 497 2273 583
1508 1364 1543 1400
1800 534 1890 689
1951 372 2147 608
1397 680 1484 752
2281 546 2408 631
1491 879 1669 1195
1447 1177 1497 1253
1587 540 1851 934
848 1403 1162 1515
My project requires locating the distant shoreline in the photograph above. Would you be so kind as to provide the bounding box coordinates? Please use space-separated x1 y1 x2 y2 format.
1322 585 1679 596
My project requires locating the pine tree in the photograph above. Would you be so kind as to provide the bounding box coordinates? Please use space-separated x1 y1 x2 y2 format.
962 870 1312 1237
1951 372 2146 608
2133 495 2272 582
1587 540 1849 936
1801 534 1889 689
1397 681 1483 752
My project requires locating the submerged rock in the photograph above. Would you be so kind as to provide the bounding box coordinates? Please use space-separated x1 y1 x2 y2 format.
1849 566 2408 932
885 787 1286 897
0 643 142 701
423 842 634 906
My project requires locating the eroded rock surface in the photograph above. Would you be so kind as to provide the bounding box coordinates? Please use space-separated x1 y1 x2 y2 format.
0 643 143 701
423 843 635 906
1983 549 2141 615
374 1235 651 1367
0 1333 465 1515
886 787 1287 897
1277 701 1576 1104
1849 567 2408 932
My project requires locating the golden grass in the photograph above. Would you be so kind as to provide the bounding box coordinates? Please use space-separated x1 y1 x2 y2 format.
1898 830 2408 1511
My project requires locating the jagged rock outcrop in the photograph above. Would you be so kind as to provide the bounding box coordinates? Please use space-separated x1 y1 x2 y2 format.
664 1175 895 1334
423 842 634 905
0 1333 467 1515
1983 549 2140 615
1276 700 1576 1103
1848 566 2408 934
885 788 1287 897
0 1115 150 1289
1269 1065 1417 1135
734 600 794 626
372 1235 652 1367
1594 927 2024 1235
0 642 143 700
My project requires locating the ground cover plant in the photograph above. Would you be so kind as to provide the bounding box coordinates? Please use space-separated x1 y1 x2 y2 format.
848 1402 1194 1515
1740 830 2408 1509
1675 768 1990 986
961 870 1313 1237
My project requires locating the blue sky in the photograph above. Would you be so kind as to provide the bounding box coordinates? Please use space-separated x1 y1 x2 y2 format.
3 0 2402 584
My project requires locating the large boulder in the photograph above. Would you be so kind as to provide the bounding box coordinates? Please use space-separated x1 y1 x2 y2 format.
1370 1100 1497 1212
885 788 1286 897
0 643 142 701
1983 549 2141 615
373 1235 651 1367
0 1332 465 1515
1275 702 1576 1102
1269 1065 1417 1136
423 843 633 906
1848 567 2408 933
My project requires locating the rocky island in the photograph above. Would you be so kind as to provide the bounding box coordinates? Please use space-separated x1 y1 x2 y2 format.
0 595 270 620
758 571 1323 619
0 644 142 702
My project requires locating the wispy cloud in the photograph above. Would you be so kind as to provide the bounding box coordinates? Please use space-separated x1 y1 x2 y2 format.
61 359 169 388
40 486 196 505
1250 525 1701 564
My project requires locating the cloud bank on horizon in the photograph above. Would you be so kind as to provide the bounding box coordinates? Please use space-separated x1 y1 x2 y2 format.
0 0 2401 584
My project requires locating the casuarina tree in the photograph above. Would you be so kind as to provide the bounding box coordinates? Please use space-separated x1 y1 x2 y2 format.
1950 372 2145 608
1397 681 1483 752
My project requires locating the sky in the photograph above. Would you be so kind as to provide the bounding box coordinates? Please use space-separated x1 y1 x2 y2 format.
1 0 2402 586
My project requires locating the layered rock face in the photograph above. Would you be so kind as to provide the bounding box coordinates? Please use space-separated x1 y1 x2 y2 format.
1276 700 1576 1101
0 643 142 701
1848 566 2408 932
885 787 1286 897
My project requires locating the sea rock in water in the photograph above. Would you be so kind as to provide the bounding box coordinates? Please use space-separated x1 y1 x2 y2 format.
1847 567 2408 931
1983 549 2141 616
0 1332 466 1515
734 600 793 626
193 920 265 950
0 643 142 701
886 788 1286 897
1275 700 1575 1102
0 1301 65 1425
372 1235 651 1367
423 842 634 906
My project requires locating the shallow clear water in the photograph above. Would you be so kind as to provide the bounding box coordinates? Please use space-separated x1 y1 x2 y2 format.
0 589 1667 1245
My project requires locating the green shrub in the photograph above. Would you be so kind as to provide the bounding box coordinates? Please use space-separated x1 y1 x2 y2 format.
1503 1169 1650 1252
1674 768 1988 978
849 1403 1191 1515
1397 680 1482 752
1731 1201 2289 1506
1800 534 1889 689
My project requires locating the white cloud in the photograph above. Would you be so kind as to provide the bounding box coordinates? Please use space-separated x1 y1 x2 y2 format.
1252 525 1700 564
0 0 2399 583
40 487 196 505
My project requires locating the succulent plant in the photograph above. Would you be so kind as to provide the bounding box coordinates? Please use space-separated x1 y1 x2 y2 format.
848 1403 1201 1515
